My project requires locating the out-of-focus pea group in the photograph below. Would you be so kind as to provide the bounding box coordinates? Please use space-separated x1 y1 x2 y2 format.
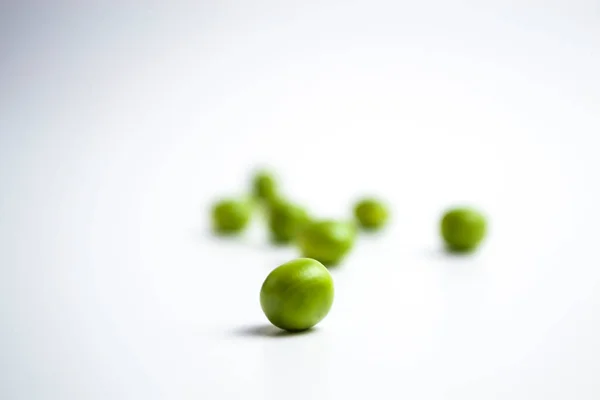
211 169 488 333
211 169 391 265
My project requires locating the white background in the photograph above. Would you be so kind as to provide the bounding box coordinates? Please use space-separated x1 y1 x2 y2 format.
1 1 600 399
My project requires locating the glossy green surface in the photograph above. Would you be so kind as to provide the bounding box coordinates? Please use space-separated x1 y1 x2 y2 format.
252 170 278 202
440 207 487 252
211 199 252 234
354 198 389 230
267 200 310 244
260 258 334 332
297 220 357 266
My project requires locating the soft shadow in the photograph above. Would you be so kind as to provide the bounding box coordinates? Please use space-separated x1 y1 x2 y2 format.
358 229 387 238
233 324 316 339
323 261 343 270
268 237 295 248
193 227 272 250
423 246 478 260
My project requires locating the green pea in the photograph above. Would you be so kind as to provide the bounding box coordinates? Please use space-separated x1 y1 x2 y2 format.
252 170 278 202
354 198 389 230
267 199 310 244
211 198 252 234
440 207 487 252
260 258 334 332
297 220 357 266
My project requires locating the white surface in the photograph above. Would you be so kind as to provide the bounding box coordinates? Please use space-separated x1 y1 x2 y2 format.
1 2 600 399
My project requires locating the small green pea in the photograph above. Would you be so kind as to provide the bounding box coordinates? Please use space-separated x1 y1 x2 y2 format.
440 207 487 252
354 198 389 230
260 258 334 332
211 198 252 234
267 199 310 244
297 220 357 266
252 170 278 202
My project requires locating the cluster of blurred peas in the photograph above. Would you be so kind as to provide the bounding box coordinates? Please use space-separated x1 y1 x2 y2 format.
211 169 487 333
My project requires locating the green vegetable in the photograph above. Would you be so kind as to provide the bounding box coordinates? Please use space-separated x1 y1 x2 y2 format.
211 198 252 234
440 207 487 252
260 258 334 332
297 220 357 266
252 170 278 202
354 198 389 230
267 199 310 244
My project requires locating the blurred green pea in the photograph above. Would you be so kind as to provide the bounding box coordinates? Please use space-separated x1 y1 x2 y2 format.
252 169 278 202
440 207 487 252
354 198 389 231
211 198 252 235
267 199 310 244
297 220 357 266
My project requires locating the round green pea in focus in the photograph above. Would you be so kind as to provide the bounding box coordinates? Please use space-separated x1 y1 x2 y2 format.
252 170 278 202
260 258 334 332
354 198 389 230
211 198 252 235
267 199 310 244
297 220 357 266
440 207 487 252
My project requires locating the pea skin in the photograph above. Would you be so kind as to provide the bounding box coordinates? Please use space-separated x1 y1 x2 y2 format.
252 169 278 203
354 198 389 231
296 220 357 266
267 199 310 244
440 207 487 252
260 258 334 332
211 198 252 235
